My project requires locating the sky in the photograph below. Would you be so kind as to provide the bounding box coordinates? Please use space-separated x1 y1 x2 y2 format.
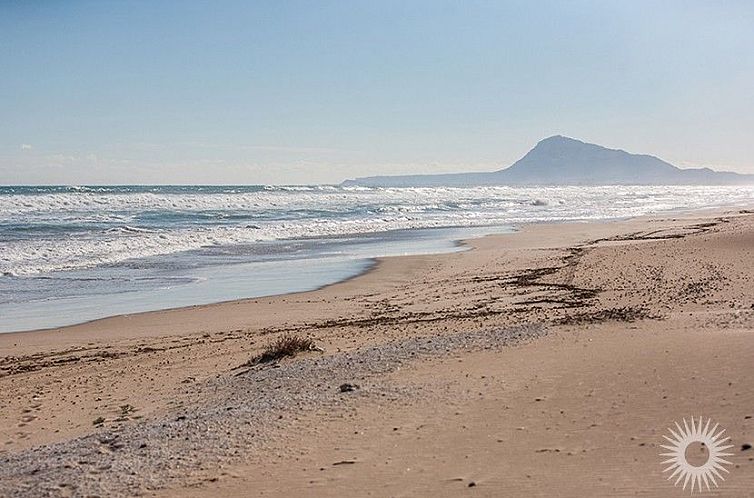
1 0 753 185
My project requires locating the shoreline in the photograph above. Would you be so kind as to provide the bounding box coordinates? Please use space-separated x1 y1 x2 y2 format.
3 192 750 335
0 218 627 340
0 259 381 337
0 206 735 346
0 208 733 352
0 204 729 338
0 224 513 335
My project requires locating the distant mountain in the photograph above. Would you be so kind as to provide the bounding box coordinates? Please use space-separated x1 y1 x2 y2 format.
341 136 754 187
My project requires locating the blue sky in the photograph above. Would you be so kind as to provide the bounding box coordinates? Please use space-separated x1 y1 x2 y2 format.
1 0 753 184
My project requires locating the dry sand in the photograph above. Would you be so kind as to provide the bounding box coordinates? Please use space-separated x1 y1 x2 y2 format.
1 208 753 497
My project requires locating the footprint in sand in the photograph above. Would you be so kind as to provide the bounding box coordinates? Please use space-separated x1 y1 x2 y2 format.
20 414 37 424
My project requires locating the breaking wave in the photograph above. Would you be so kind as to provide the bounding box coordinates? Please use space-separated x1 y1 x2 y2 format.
1 184 753 276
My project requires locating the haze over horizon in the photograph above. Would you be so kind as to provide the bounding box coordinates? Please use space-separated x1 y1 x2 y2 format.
2 0 753 185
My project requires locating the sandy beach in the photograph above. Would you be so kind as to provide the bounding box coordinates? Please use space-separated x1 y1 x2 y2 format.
1 208 753 497
6 2 754 496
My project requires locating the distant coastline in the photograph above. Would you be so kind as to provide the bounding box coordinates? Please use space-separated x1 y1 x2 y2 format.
343 136 754 187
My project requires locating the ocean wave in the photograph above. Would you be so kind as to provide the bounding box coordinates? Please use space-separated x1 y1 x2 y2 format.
0 184 742 217
0 214 504 275
1 185 752 276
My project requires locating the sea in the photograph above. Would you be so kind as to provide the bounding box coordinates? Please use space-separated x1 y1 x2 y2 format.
1 184 752 332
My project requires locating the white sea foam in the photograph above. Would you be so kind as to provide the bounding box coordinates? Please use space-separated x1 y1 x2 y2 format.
1 185 752 276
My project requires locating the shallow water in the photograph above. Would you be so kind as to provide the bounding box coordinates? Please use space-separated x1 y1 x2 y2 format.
0 225 510 332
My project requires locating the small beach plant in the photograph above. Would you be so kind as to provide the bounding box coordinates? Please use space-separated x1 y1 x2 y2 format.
248 334 316 365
